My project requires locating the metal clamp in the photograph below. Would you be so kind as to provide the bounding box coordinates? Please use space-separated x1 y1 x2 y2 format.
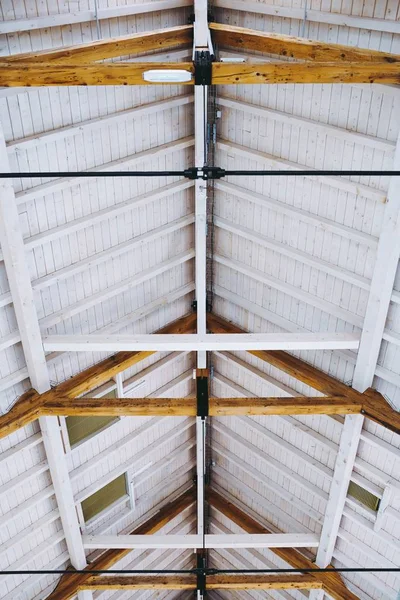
194 50 212 86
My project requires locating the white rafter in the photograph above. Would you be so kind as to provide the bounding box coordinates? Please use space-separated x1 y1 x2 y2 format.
0 127 91 600
316 133 400 570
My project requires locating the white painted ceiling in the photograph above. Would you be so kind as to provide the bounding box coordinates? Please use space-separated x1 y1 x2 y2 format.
0 1 399 599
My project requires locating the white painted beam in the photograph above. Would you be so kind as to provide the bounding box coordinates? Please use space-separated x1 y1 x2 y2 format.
215 216 370 291
315 415 363 568
0 214 194 309
0 126 90 598
352 132 400 393
7 96 193 152
218 97 394 154
215 253 364 329
214 180 377 248
0 129 48 393
14 137 194 208
0 1 192 33
42 332 360 352
0 282 194 394
217 140 386 204
213 0 400 33
315 128 400 573
82 533 319 549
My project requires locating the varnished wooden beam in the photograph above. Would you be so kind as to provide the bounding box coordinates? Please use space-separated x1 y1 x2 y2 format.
211 61 400 85
80 576 196 590
361 388 400 435
0 62 195 87
0 313 196 439
4 25 193 63
80 574 321 590
207 313 400 434
208 489 360 600
207 313 349 396
46 487 196 600
207 575 321 590
1 60 399 87
210 23 400 63
41 396 361 417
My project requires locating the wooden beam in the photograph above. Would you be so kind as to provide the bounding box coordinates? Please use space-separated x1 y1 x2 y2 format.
207 575 321 590
41 396 362 417
209 23 400 63
207 489 360 600
362 388 400 435
0 62 194 87
80 576 196 590
207 313 400 434
4 25 193 63
46 487 196 600
207 313 350 396
80 574 320 590
0 313 196 440
1 60 399 87
211 61 400 84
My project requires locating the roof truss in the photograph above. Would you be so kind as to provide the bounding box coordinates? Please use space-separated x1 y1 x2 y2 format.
1 22 400 86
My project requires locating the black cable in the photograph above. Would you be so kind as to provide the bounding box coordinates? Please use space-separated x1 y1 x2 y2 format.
2 567 400 575
0 169 400 178
0 171 188 178
223 170 400 177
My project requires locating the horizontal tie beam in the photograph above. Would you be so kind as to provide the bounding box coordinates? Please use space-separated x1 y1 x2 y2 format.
42 396 362 417
42 332 360 352
82 533 320 549
80 574 321 590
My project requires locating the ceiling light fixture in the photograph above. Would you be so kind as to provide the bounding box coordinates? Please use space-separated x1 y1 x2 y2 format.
142 69 193 83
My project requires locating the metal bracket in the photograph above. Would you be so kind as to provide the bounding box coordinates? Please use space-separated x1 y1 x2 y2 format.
196 371 209 419
194 50 212 86
196 554 207 598
183 166 226 180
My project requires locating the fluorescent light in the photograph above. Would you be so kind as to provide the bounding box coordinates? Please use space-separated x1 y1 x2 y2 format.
143 69 193 83
220 57 246 63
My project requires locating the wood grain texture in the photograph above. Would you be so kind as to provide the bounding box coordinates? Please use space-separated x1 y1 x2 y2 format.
207 575 322 589
80 576 196 590
0 313 196 439
207 313 400 433
362 388 400 435
207 489 360 600
40 395 361 416
46 488 196 600
80 574 320 590
207 313 350 396
211 62 400 84
210 23 400 63
0 62 195 86
209 397 362 416
4 25 193 63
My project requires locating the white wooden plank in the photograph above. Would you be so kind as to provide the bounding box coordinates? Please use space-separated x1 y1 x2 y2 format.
82 533 319 549
352 133 400 392
42 332 360 352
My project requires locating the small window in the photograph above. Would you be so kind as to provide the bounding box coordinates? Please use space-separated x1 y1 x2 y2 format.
66 390 118 446
348 481 380 512
81 474 127 522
